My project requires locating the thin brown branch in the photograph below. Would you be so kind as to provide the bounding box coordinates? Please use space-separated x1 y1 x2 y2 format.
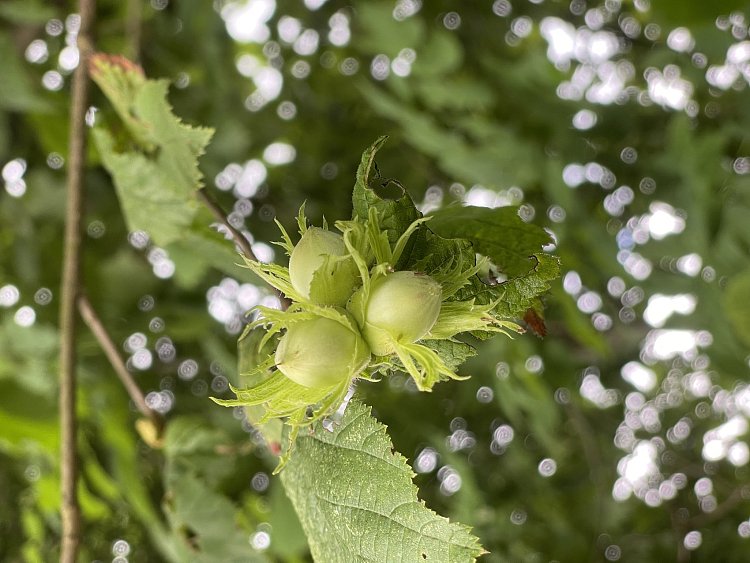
59 2 95 562
196 187 258 261
196 187 291 311
78 294 164 434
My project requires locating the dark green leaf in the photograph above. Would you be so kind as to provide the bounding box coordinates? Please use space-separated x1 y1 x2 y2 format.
495 254 561 319
352 136 421 247
423 339 477 372
428 205 553 276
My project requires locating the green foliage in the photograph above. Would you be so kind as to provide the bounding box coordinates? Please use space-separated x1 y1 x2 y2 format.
163 418 267 562
91 56 213 247
218 137 557 474
280 400 485 563
0 1 54 25
724 268 750 347
89 55 249 286
0 35 51 112
427 205 553 277
352 135 421 249
3 1 750 561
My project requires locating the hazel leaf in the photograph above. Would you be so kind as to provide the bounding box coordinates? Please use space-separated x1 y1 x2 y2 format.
280 400 486 562
90 55 214 247
352 136 421 251
495 253 561 319
427 205 554 277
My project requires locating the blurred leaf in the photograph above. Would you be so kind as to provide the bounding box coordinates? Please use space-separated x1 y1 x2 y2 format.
0 380 57 452
416 76 494 112
164 417 236 484
355 2 425 57
280 400 485 562
648 0 746 27
91 55 214 247
411 30 463 77
164 417 268 562
724 267 750 347
0 1 54 24
266 481 308 560
359 83 543 188
0 319 58 399
165 472 267 563
90 248 157 314
94 386 186 562
167 226 247 288
0 35 51 112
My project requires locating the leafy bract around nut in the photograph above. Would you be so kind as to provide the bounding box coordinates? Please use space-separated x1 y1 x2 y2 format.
289 227 360 306
275 312 370 388
211 303 362 472
213 137 560 469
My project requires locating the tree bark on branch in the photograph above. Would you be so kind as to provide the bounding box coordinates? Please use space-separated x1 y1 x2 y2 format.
59 2 95 562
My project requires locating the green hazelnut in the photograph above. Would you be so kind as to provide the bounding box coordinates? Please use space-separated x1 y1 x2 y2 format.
350 271 442 356
274 312 370 388
289 227 360 306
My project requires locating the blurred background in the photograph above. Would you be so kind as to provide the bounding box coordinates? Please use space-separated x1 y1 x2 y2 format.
2 0 750 561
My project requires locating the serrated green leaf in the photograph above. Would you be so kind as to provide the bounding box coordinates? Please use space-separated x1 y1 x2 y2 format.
496 253 561 319
407 228 475 275
91 56 214 247
280 400 486 562
90 56 150 143
92 128 198 245
427 205 553 277
352 137 421 251
422 339 477 373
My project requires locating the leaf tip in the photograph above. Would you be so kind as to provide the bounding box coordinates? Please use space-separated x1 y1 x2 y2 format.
90 53 144 81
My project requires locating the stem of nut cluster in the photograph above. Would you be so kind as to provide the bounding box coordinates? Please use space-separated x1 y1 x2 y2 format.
78 293 164 434
196 187 257 261
196 188 290 310
59 1 95 562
